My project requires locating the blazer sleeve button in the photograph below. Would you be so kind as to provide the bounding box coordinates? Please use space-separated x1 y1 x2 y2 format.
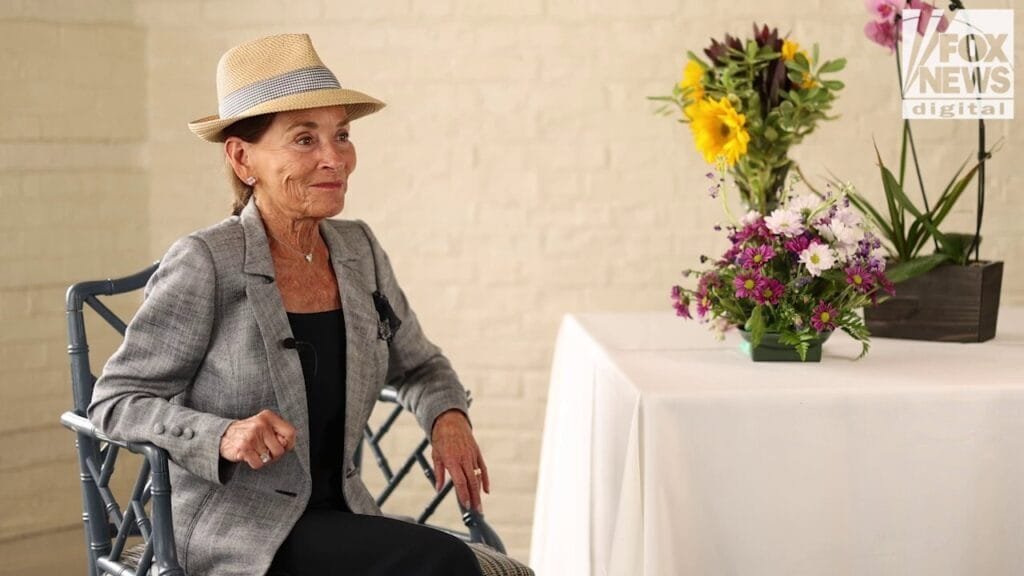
183 427 195 440
153 423 166 435
170 426 183 437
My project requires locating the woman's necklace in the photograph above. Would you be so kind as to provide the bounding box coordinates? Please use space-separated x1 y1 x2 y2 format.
267 230 316 263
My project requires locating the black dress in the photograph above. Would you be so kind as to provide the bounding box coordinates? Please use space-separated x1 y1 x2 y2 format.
268 309 482 576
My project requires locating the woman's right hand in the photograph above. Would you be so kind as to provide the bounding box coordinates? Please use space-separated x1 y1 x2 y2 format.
219 409 297 470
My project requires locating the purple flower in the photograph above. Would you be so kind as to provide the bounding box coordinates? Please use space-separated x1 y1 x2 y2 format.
740 245 775 269
845 265 875 294
870 273 897 304
909 0 950 36
698 271 721 291
717 244 742 268
753 277 785 306
671 285 692 319
811 300 838 332
865 0 950 53
864 0 899 23
695 290 712 319
784 234 813 255
734 221 771 244
733 271 760 300
865 19 899 52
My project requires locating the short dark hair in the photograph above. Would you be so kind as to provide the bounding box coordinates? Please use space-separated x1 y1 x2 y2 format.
222 113 276 216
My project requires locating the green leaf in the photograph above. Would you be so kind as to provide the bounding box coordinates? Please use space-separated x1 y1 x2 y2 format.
748 305 766 348
818 58 847 74
822 80 845 91
839 311 871 360
794 52 811 71
875 146 910 258
941 232 979 265
885 254 949 283
920 159 982 257
845 187 895 242
884 163 959 257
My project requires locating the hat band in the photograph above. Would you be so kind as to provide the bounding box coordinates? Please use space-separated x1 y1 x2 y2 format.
218 66 341 118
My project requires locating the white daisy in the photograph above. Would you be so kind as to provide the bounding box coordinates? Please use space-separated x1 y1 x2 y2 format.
799 243 836 277
740 210 762 227
834 207 862 227
788 194 821 214
764 208 805 238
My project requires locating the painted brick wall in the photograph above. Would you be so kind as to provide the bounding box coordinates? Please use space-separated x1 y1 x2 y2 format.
0 1 147 573
2 0 1021 572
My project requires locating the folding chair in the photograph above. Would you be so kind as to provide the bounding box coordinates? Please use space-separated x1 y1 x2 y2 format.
62 263 531 575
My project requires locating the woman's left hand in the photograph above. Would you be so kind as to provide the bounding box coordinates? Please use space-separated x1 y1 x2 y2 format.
430 409 490 512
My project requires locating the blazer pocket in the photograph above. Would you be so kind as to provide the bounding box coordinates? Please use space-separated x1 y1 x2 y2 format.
182 487 216 574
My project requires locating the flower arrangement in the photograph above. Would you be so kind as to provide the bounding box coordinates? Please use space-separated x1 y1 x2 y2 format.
671 180 894 360
651 24 847 213
840 0 997 282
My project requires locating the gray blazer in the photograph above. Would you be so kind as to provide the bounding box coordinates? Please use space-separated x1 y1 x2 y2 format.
88 200 469 575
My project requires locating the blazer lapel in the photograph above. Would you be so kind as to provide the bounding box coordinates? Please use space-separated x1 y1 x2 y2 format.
319 219 381 470
240 201 311 476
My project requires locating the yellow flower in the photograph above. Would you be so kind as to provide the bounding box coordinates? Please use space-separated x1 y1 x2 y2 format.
781 39 801 62
688 97 750 167
679 59 705 101
781 39 816 89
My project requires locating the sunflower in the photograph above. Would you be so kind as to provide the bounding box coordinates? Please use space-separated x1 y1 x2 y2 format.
679 59 705 101
688 97 750 166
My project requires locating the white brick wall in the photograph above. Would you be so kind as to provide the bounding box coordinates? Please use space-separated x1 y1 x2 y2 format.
0 2 147 572
2 0 1022 571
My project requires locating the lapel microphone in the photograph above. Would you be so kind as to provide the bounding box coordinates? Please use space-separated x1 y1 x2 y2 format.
282 337 318 378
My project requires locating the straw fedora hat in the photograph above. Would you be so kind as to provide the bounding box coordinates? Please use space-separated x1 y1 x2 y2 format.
188 34 385 142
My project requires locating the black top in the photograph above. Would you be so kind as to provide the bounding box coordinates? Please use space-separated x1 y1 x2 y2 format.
286 308 349 512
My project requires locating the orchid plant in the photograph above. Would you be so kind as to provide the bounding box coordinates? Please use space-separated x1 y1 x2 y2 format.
651 24 846 213
838 0 997 282
672 176 894 360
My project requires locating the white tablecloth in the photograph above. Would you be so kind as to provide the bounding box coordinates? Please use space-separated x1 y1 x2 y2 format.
530 309 1024 576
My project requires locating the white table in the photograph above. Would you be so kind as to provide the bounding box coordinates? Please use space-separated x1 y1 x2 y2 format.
530 309 1024 576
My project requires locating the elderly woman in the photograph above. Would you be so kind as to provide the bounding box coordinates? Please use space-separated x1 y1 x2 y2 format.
88 34 491 575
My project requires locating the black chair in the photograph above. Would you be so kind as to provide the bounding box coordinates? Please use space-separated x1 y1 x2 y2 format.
62 263 530 576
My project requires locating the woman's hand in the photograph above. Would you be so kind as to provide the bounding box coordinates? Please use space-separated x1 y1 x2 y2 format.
219 409 297 470
430 409 490 512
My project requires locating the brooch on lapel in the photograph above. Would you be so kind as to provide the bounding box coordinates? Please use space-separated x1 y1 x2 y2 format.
372 290 402 344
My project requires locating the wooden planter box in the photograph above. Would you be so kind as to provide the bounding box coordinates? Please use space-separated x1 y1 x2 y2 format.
864 261 1003 342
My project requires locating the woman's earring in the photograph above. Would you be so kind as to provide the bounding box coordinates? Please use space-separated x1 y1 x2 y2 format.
245 176 257 186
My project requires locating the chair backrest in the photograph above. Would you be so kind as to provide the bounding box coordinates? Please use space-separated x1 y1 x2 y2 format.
64 262 504 576
64 262 181 576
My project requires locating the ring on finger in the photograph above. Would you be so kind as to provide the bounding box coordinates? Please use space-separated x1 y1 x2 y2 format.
473 468 482 476
259 452 271 464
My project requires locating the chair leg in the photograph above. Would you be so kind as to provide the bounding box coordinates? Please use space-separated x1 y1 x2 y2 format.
77 435 109 576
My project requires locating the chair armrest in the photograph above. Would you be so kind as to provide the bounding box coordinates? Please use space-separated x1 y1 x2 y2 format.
61 411 167 463
378 386 399 403
61 411 182 575
60 411 174 498
463 509 507 554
